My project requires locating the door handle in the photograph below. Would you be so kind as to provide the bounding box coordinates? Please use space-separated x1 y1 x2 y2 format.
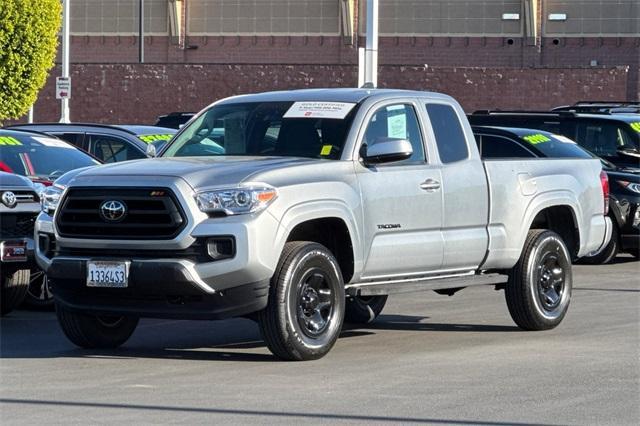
420 179 441 192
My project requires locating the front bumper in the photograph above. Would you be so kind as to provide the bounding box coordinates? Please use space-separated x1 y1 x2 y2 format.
35 207 280 319
48 257 269 319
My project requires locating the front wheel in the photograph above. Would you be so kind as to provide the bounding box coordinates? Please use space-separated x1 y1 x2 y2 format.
55 303 139 348
506 230 572 330
258 241 345 361
1 269 30 316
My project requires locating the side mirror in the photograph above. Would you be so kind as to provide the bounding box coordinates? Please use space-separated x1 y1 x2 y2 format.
146 143 157 158
361 137 413 165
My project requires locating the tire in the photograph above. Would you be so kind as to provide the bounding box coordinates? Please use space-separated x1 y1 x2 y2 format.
506 229 572 331
1 269 30 316
345 295 388 324
22 269 54 310
581 221 619 265
55 302 139 349
258 241 345 361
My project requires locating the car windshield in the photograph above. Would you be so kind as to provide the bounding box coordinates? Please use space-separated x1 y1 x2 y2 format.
0 133 99 180
162 101 358 160
519 132 593 159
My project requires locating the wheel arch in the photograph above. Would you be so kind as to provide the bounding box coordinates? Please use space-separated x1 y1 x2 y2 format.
274 202 361 284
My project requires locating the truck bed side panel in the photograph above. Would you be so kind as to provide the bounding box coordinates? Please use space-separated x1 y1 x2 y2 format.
482 158 606 269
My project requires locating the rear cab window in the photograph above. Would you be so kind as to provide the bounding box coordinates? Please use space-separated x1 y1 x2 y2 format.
426 104 468 163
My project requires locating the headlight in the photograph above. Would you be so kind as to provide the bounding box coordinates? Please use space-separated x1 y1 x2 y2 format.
41 185 64 215
195 185 277 215
617 180 640 194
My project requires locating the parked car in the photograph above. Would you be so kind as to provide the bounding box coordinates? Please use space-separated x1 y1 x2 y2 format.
552 101 639 114
0 129 101 308
36 88 610 360
468 111 640 170
0 172 40 315
155 112 196 129
6 124 176 164
472 126 639 262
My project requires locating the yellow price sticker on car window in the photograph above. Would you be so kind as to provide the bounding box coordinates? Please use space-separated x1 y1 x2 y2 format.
523 134 551 145
630 122 640 133
320 145 333 156
138 134 173 144
0 136 22 146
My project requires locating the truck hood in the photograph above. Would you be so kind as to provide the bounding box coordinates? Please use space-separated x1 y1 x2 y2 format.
77 156 322 189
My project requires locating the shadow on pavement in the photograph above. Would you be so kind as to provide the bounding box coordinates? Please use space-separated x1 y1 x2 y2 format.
0 398 555 425
354 314 520 332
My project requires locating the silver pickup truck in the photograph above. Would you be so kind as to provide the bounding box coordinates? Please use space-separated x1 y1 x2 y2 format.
36 89 611 360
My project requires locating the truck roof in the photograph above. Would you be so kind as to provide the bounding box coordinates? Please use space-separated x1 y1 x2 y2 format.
218 88 453 105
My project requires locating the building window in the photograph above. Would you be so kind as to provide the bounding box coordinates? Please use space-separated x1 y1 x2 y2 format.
544 0 640 36
71 0 169 35
187 0 340 35
360 0 523 36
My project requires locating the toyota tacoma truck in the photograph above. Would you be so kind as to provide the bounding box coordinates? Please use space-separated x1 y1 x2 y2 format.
35 89 611 360
1 172 40 315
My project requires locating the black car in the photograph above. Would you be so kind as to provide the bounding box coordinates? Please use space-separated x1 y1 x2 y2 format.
552 101 640 115
6 123 176 164
469 111 640 170
473 126 639 263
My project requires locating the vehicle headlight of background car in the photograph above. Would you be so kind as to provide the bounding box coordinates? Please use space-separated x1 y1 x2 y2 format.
617 180 640 195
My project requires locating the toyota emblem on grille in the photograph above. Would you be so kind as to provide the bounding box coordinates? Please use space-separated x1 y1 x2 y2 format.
99 200 127 222
1 191 17 208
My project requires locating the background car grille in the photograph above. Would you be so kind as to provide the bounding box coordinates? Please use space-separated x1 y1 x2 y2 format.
56 188 186 240
0 213 36 239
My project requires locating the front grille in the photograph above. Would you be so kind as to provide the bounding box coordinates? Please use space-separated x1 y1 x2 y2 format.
0 213 36 239
56 187 186 240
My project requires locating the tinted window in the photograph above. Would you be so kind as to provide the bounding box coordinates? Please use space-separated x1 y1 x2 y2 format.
55 132 85 148
0 133 98 179
427 104 468 163
573 121 638 156
163 102 358 160
363 104 425 164
89 135 145 163
478 134 536 159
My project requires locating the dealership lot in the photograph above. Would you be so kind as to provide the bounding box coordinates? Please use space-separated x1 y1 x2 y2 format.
1 257 638 425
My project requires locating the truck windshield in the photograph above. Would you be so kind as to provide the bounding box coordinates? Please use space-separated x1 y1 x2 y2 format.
162 101 358 160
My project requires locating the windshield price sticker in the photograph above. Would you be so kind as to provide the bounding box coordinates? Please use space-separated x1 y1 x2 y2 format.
523 134 551 145
0 136 22 146
33 137 73 149
284 102 356 119
630 122 640 133
139 134 174 144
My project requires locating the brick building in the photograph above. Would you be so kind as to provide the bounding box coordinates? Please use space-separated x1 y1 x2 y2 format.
25 0 640 124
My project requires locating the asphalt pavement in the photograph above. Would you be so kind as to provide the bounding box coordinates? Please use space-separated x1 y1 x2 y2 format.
1 256 639 425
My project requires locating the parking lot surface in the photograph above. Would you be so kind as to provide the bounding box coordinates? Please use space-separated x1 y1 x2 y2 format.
1 257 638 425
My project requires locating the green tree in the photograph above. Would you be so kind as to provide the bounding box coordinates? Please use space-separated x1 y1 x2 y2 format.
0 0 62 120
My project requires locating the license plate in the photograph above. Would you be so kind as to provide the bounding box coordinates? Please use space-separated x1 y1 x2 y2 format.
1 241 27 262
86 260 130 288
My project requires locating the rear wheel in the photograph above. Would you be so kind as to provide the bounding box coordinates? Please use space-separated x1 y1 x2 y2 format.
55 303 139 348
345 295 387 324
258 241 345 361
22 269 54 309
1 269 30 316
506 230 572 330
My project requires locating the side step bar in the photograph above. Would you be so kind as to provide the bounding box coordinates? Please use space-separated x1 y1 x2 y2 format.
345 272 508 297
